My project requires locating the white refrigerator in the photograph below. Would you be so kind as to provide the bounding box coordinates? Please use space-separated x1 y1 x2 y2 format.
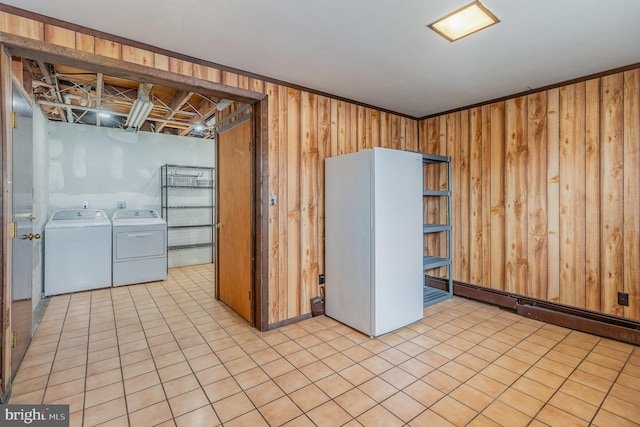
325 147 423 337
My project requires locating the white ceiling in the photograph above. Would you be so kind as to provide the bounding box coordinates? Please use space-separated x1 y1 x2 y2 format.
4 0 640 117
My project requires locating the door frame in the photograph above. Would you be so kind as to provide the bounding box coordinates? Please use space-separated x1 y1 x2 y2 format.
0 34 271 343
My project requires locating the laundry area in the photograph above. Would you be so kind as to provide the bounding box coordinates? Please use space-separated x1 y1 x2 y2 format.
12 64 226 358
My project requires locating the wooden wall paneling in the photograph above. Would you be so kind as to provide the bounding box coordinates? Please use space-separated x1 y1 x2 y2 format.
546 89 560 302
371 110 380 149
222 71 239 88
169 58 193 77
330 99 338 157
277 85 289 322
469 107 483 285
75 33 94 54
600 74 624 317
489 102 506 291
391 114 401 150
317 96 331 280
365 108 373 149
193 64 220 83
122 45 153 67
286 88 301 317
585 79 601 312
238 75 249 90
623 69 639 320
0 12 43 40
459 109 470 283
559 83 586 308
349 104 358 153
95 38 121 60
154 54 169 71
438 117 450 279
266 82 280 323
407 118 419 152
504 97 528 295
447 112 462 281
480 105 492 288
378 111 387 149
526 92 548 300
300 92 319 313
357 106 366 151
249 78 264 96
337 101 348 155
44 24 75 48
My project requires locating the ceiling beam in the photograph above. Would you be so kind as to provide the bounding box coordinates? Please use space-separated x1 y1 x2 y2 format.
154 89 191 133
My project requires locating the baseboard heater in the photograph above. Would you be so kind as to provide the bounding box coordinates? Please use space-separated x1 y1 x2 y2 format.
425 276 640 346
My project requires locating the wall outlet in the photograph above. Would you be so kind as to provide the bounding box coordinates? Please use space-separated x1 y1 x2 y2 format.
82 201 88 209
618 292 629 306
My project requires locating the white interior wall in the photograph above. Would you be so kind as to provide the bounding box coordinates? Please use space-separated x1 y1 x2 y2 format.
47 121 215 217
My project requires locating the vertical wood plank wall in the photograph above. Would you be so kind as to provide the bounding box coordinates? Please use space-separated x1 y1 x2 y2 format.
2 10 638 324
0 10 420 326
419 69 640 322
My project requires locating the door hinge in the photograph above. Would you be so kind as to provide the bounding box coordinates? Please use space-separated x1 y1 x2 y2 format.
11 112 17 129
248 290 252 301
8 222 17 239
11 331 17 348
248 140 252 152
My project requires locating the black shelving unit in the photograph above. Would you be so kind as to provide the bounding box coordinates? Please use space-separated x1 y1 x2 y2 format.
161 164 215 267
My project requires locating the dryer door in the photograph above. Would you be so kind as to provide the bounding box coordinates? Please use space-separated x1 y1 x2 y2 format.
115 229 166 260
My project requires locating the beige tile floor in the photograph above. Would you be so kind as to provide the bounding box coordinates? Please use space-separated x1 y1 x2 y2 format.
9 264 640 426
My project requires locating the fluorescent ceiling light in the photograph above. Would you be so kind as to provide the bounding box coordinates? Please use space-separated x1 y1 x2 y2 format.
216 99 233 111
428 1 499 42
125 95 153 129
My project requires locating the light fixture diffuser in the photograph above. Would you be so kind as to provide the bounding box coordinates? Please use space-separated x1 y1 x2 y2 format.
428 1 499 42
125 95 153 129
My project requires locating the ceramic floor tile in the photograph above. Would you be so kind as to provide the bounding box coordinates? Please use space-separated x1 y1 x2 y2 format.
169 388 210 417
333 387 375 417
431 395 477 426
307 400 353 427
11 267 639 427
482 400 531 427
211 392 255 423
84 382 124 409
381 391 426 423
259 396 303 426
408 409 455 427
535 404 589 427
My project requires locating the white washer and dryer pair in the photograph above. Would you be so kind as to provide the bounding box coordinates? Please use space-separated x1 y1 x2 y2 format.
44 208 167 296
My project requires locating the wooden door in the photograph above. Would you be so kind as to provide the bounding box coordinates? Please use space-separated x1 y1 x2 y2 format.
217 117 253 323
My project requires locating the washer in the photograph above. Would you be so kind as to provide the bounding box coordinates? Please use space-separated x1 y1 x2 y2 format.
44 209 112 296
112 209 167 286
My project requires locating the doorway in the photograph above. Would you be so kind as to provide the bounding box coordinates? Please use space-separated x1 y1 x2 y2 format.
0 37 269 396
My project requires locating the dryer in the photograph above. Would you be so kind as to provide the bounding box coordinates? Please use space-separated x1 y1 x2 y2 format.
44 209 112 296
112 209 167 286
